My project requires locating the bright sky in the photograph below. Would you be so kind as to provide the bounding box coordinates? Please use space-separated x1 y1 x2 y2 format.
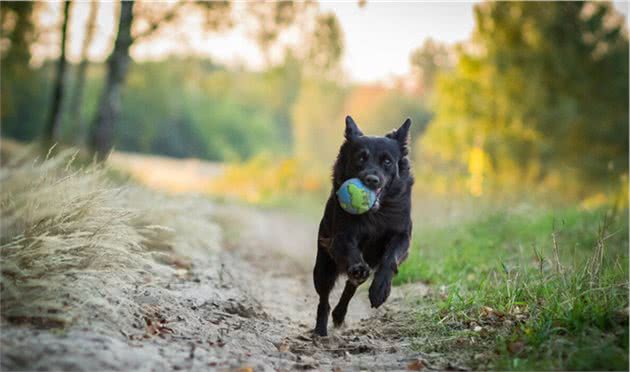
319 2 476 82
35 1 628 83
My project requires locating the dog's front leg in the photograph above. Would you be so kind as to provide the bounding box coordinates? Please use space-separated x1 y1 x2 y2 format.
331 232 370 285
369 232 410 308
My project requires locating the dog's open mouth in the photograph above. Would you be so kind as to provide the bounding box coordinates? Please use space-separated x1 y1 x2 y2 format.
375 187 384 198
373 187 384 210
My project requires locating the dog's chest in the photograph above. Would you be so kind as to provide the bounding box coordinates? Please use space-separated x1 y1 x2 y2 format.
364 203 408 231
357 213 394 243
359 231 391 266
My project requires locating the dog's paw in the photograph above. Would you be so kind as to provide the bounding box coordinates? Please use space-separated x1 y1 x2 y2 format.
369 272 392 308
331 306 347 327
313 326 328 337
347 262 370 284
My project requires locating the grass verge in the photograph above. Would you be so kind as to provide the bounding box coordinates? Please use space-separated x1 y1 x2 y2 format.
398 206 629 370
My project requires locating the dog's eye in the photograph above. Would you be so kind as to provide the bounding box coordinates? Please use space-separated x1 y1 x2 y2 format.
358 153 368 163
383 158 392 167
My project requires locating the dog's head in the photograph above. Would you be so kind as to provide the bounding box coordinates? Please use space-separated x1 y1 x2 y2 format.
333 116 412 206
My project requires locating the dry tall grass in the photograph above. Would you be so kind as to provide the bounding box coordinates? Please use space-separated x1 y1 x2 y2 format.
0 148 221 328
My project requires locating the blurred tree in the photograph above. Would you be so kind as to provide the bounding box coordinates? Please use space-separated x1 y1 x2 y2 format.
43 0 71 145
89 1 234 159
106 58 285 160
291 79 347 166
257 54 303 150
343 85 432 144
423 1 629 195
132 1 232 43
246 1 315 65
1 1 349 165
248 5 345 150
0 2 34 64
409 38 451 97
89 0 134 160
246 1 344 77
303 12 343 77
0 2 50 141
89 1 326 160
68 1 98 143
243 2 345 149
89 1 233 159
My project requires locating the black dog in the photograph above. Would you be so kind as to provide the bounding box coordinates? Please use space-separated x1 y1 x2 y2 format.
313 116 413 336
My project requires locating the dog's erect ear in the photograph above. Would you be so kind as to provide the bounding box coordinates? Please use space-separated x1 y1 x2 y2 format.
387 118 412 154
345 115 364 140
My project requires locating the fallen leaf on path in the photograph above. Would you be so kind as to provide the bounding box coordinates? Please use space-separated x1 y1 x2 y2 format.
407 358 427 370
145 317 174 336
141 305 174 337
275 340 290 352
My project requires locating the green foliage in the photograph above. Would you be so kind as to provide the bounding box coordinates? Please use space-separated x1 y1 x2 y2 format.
120 60 288 160
2 59 289 161
422 2 629 192
350 91 432 141
398 206 629 370
0 2 35 64
1 63 52 141
2 56 429 166
291 79 348 166
0 2 47 141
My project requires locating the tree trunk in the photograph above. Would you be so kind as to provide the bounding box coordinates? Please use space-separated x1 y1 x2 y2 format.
43 0 71 145
69 1 98 144
89 0 134 160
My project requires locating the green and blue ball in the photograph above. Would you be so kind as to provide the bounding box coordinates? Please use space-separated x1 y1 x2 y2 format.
336 178 377 215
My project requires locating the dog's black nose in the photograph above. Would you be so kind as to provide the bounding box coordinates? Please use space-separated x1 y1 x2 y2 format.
363 175 381 189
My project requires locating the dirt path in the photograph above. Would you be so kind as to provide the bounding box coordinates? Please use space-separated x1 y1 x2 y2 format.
1 199 436 371
214 205 432 371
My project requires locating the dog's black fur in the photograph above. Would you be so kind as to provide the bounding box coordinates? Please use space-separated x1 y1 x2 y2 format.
313 116 414 336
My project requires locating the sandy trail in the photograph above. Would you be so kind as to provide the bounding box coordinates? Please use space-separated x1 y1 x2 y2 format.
215 205 432 370
1 199 433 371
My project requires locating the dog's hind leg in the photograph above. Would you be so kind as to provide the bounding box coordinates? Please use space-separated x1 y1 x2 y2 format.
332 280 357 327
313 248 337 336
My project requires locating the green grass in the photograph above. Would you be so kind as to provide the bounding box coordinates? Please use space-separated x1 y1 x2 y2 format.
398 206 629 371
